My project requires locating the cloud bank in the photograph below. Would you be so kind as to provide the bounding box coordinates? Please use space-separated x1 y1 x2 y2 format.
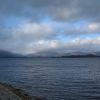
0 0 100 54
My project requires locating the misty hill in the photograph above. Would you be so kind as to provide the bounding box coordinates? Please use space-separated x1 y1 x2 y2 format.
61 51 100 58
28 51 100 58
0 50 24 58
0 50 100 58
61 54 100 58
27 51 60 57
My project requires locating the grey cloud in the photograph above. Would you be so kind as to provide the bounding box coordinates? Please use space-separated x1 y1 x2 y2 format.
0 22 58 53
0 0 100 54
22 37 100 54
0 0 100 22
0 20 100 54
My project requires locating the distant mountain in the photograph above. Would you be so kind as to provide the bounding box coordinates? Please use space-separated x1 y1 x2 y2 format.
0 50 100 58
0 50 24 58
61 51 100 58
27 51 60 58
27 51 100 58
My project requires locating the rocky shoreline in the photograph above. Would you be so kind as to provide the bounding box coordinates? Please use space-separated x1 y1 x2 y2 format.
0 82 47 100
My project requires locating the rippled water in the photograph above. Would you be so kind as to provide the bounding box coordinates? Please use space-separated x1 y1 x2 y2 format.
0 58 100 100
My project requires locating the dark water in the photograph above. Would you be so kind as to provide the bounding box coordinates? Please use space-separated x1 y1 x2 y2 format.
0 58 100 100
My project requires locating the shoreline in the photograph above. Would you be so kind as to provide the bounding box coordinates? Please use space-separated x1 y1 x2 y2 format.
0 82 32 100
0 82 47 100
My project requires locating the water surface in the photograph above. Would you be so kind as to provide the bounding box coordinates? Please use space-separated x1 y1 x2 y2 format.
0 58 100 100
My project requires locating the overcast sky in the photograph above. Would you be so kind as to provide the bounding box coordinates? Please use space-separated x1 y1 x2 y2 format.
0 0 100 54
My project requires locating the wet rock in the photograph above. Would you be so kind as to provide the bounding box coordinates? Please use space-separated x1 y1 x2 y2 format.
34 96 47 100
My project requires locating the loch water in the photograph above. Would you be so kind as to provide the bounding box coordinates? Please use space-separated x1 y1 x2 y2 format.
0 58 100 100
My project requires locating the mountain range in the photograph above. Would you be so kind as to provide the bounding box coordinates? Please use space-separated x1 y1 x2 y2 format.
0 50 24 58
0 50 100 58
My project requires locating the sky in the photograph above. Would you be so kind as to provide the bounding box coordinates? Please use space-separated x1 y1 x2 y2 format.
0 0 100 54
